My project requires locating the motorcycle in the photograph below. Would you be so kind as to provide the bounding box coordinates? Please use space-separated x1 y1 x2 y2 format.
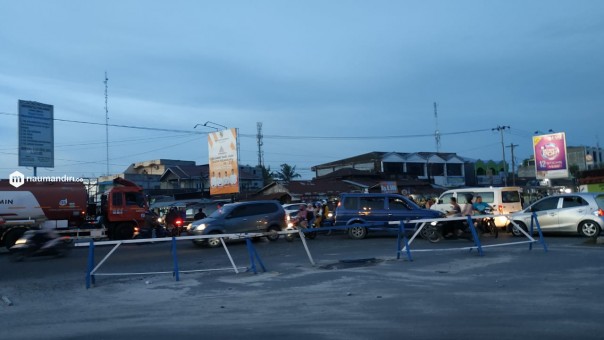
135 211 168 239
474 207 498 238
420 212 475 243
285 217 317 242
10 229 73 262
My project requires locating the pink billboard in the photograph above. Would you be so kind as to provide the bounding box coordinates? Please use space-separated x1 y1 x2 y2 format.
533 132 568 179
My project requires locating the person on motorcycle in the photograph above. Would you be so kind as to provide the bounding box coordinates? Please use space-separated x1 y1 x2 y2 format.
460 194 474 216
30 228 59 249
321 200 331 226
294 205 309 228
472 195 490 214
313 202 323 226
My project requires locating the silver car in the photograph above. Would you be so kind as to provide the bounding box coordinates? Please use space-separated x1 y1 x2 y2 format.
510 193 604 237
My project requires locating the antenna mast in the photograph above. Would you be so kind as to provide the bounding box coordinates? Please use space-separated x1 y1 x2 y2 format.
104 72 109 175
256 122 264 167
434 102 441 152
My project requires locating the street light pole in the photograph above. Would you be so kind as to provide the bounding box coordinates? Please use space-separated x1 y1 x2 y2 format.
492 125 510 186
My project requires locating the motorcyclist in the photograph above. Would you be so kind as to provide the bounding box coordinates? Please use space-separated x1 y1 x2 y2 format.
313 202 323 226
472 196 491 214
31 228 59 249
294 205 309 228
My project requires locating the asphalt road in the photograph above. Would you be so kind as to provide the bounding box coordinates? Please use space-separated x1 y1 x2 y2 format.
1 231 603 340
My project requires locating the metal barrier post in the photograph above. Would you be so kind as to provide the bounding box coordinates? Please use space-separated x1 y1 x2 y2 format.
298 229 316 266
530 212 548 252
467 216 484 256
85 240 95 289
396 222 413 261
171 236 180 281
245 238 267 274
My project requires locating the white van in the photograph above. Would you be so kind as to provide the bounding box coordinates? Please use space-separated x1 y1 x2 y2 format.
430 187 523 227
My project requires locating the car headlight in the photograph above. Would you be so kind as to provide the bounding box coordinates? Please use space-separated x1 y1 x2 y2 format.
15 238 27 245
194 223 207 231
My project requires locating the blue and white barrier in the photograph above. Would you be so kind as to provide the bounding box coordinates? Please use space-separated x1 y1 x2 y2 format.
394 212 548 261
77 232 276 289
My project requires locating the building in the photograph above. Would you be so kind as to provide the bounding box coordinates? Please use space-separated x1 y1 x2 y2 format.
312 151 471 188
98 159 195 196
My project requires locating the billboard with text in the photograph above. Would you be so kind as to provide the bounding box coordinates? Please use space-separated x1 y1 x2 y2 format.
208 128 239 195
18 100 54 168
533 132 568 179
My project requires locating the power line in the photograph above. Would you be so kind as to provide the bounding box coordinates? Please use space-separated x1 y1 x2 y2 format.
0 111 494 140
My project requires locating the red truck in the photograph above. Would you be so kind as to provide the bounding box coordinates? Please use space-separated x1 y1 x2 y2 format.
0 177 148 250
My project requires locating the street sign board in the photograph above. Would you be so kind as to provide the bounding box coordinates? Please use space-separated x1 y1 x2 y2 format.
18 100 54 168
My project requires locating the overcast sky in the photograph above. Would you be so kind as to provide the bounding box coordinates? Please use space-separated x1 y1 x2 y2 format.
1 1 602 179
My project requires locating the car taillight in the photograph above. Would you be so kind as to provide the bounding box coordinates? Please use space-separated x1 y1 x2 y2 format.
597 209 604 217
175 219 183 226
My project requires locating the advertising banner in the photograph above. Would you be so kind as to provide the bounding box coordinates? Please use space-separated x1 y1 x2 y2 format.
208 128 239 195
380 181 398 193
18 100 54 168
533 132 568 179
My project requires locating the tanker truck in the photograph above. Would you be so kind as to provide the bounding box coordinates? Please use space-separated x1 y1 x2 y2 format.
0 177 148 250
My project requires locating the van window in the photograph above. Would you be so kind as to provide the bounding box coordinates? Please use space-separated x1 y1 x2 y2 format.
229 205 250 218
439 193 454 204
389 197 412 211
254 203 278 214
343 197 359 210
474 192 494 203
502 190 521 203
458 194 474 204
359 197 385 211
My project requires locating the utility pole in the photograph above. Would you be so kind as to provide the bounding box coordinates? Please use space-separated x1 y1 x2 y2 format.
507 143 519 186
492 125 510 186
434 102 441 153
104 72 110 176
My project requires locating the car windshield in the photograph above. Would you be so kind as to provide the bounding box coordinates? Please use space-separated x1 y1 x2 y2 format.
208 204 234 218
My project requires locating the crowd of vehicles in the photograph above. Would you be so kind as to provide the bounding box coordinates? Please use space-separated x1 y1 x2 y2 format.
2 175 602 255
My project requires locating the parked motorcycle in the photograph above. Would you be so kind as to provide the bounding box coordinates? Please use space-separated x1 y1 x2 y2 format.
10 229 73 262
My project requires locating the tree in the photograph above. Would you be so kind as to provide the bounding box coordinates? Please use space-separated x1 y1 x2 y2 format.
261 165 275 186
275 163 301 182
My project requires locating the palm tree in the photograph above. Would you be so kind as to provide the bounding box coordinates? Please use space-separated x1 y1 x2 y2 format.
275 163 301 182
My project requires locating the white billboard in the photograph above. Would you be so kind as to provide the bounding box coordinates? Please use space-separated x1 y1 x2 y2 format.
18 100 54 168
208 128 239 195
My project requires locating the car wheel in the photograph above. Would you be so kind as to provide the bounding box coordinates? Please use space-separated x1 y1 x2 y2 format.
511 221 527 237
266 226 281 242
347 224 367 240
206 232 222 248
578 220 601 238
